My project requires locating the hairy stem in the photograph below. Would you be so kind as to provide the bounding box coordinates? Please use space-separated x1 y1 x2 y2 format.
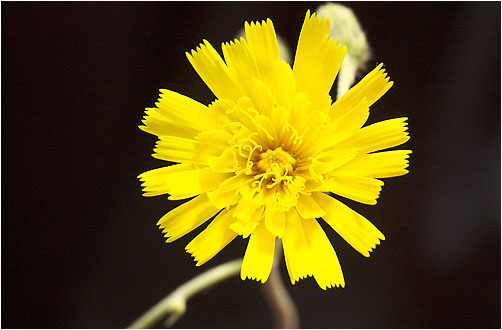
128 259 242 329
337 54 360 99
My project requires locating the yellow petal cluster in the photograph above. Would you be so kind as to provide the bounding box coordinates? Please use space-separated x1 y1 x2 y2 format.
139 10 411 289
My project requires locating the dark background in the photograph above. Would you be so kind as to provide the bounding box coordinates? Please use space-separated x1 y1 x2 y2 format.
2 1 500 328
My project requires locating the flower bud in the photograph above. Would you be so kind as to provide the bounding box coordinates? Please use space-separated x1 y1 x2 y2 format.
316 3 371 98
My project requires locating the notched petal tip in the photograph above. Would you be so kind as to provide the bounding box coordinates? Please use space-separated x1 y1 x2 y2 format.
240 269 270 284
319 280 344 290
362 236 385 257
164 234 179 243
161 230 175 243
188 40 210 57
240 273 255 282
290 273 313 285
229 221 255 239
184 248 206 267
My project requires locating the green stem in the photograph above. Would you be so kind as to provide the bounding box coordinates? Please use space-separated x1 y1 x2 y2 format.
128 259 242 329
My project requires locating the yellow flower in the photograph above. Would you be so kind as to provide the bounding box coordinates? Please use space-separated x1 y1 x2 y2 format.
139 10 411 289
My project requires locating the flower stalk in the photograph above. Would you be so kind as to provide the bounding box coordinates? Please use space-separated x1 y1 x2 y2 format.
127 259 242 329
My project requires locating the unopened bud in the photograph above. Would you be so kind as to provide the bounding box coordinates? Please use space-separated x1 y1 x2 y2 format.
316 3 371 98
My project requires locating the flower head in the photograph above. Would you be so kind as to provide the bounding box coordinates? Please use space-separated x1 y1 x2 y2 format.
139 10 411 289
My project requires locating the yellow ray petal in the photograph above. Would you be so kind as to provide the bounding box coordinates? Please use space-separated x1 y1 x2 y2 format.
322 98 370 147
295 194 326 219
217 173 250 193
138 164 195 197
225 97 262 134
282 209 312 284
140 164 228 199
310 148 359 175
264 207 285 238
208 147 238 173
302 218 345 289
293 10 346 107
207 98 235 124
241 221 276 283
321 175 384 205
222 38 275 114
152 136 222 164
252 184 277 206
336 150 412 179
164 168 232 200
157 194 221 243
291 108 330 156
222 38 258 91
335 117 410 154
314 192 385 257
140 107 200 139
244 19 297 111
186 39 244 100
206 188 239 210
244 18 280 78
230 201 264 238
140 166 232 200
185 209 237 266
232 198 260 222
230 220 259 239
197 130 233 148
154 89 218 132
268 60 297 110
331 63 393 117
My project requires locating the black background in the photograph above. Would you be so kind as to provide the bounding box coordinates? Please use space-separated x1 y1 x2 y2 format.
2 1 500 328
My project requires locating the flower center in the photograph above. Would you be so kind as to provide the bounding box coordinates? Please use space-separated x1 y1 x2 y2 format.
255 147 296 179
